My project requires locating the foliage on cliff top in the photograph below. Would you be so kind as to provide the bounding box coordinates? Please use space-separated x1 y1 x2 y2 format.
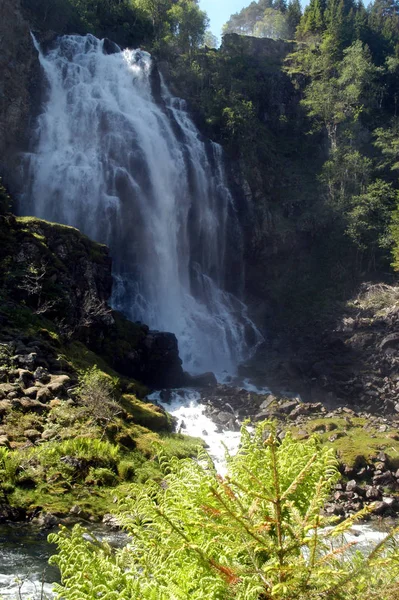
49 422 399 599
22 0 208 53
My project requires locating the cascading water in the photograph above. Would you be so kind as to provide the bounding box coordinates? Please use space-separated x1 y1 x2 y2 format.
21 34 262 374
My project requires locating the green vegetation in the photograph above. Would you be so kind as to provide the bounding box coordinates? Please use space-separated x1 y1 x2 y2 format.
0 366 202 517
223 0 302 40
49 423 399 599
22 0 208 53
291 416 399 470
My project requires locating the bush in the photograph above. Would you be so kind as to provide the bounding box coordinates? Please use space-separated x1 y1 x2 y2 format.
78 366 122 430
49 422 399 599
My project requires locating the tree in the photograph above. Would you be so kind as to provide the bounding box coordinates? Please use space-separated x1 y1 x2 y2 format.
165 0 208 55
300 40 377 149
202 30 218 48
49 423 399 599
0 180 11 215
297 0 326 37
253 8 290 39
286 0 302 37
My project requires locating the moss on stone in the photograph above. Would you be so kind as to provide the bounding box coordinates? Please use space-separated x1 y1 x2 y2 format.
121 394 172 431
291 417 399 470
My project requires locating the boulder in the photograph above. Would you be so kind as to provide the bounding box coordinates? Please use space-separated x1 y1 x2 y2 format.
34 367 51 384
10 397 49 414
365 485 381 500
102 513 122 530
24 386 38 398
372 471 395 487
0 435 10 448
36 386 53 403
185 372 217 387
23 429 42 442
18 369 33 388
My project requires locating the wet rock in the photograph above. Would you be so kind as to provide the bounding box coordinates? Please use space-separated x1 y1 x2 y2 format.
102 38 121 55
160 389 173 403
185 372 217 387
69 505 90 520
32 512 59 529
0 504 26 523
102 513 122 530
217 411 235 424
372 501 389 515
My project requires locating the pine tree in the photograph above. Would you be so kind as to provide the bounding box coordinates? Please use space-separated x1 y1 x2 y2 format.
287 0 302 37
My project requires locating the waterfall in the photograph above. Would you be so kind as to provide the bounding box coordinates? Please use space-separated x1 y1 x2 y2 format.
21 34 263 375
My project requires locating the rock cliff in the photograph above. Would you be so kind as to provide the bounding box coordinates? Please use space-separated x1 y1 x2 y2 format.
0 213 185 388
0 0 39 182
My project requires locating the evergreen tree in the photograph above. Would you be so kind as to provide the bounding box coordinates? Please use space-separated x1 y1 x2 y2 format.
287 0 302 37
297 0 326 37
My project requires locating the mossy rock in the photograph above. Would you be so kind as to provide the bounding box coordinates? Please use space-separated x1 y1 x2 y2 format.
291 417 399 470
121 394 172 431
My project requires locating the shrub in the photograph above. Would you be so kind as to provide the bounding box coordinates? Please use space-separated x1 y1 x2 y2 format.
49 423 399 599
78 366 122 431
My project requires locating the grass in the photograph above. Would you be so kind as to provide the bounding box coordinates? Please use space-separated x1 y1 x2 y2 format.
347 283 399 316
291 416 399 471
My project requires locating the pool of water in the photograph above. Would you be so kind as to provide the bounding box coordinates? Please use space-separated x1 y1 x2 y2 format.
0 524 59 599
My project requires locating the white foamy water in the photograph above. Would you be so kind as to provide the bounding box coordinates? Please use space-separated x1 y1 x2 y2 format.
21 33 263 375
152 389 242 473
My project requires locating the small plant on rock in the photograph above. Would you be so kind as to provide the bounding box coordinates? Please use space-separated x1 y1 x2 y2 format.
78 366 122 435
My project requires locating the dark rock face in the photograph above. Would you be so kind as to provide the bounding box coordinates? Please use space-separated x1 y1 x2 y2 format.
222 33 295 62
0 504 26 523
0 215 185 389
246 283 399 416
0 215 113 335
0 0 39 181
108 329 185 388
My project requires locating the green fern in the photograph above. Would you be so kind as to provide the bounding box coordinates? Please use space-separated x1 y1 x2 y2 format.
49 422 399 599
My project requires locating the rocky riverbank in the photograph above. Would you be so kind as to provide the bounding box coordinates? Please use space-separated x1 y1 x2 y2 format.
243 282 399 415
197 384 399 519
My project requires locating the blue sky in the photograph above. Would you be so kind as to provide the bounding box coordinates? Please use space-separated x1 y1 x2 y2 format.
199 0 308 38
199 0 249 37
